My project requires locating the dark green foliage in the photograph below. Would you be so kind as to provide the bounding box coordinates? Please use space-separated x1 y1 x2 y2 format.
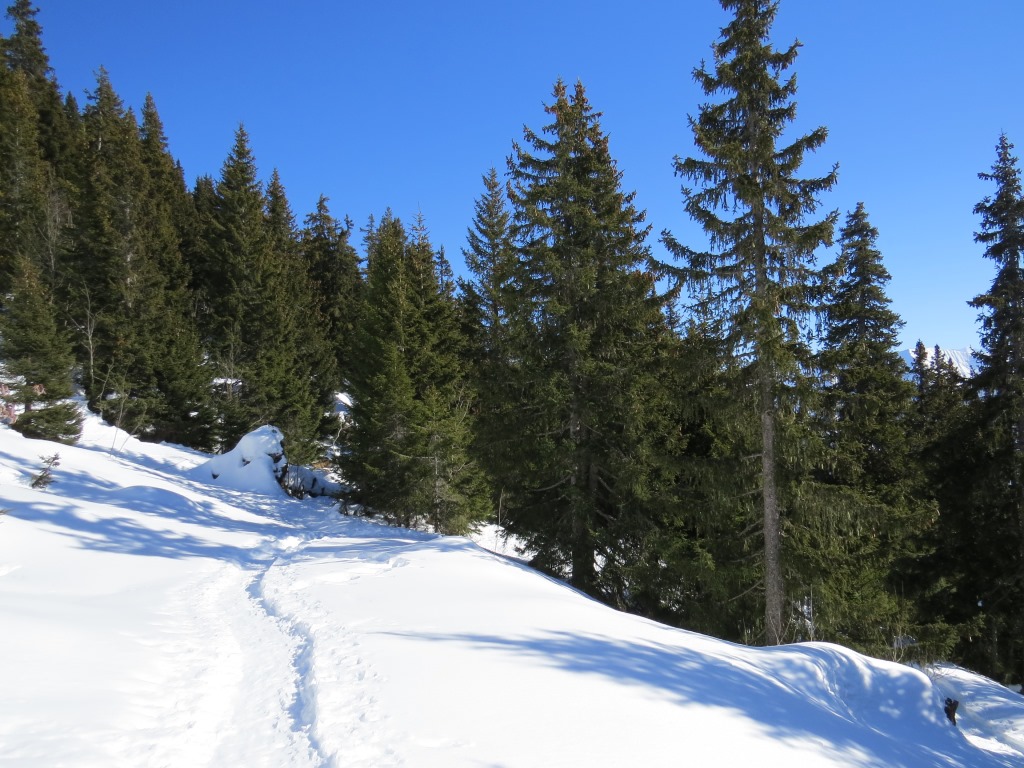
136 94 212 447
481 79 678 599
194 129 330 458
30 451 60 488
1 1 47 79
257 170 331 463
0 67 47 294
0 256 80 444
806 204 933 657
457 168 517 518
908 344 978 664
300 195 362 389
341 212 490 535
955 135 1024 681
67 72 201 442
6 0 1022 677
1 1 69 171
664 0 837 644
458 167 515 369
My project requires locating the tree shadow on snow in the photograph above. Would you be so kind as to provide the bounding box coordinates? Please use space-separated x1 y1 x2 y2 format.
388 628 1010 768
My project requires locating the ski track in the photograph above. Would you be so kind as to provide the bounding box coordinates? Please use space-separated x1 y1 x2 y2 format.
103 485 407 768
258 536 406 767
107 555 324 767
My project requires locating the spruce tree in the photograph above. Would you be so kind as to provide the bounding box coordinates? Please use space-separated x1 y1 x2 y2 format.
260 169 329 462
0 62 78 443
68 71 175 437
904 343 976 664
458 168 517 514
0 254 80 443
204 125 265 399
491 80 677 598
200 136 328 456
299 195 362 389
136 94 212 447
0 67 47 293
343 213 421 525
201 126 275 447
1 0 69 171
341 212 489 534
961 135 1024 681
183 174 219 323
459 167 515 363
810 204 931 656
664 0 837 644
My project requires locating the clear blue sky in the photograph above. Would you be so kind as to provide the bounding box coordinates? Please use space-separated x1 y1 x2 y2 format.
24 0 1024 350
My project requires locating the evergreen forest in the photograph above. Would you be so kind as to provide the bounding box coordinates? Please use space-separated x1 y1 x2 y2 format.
1 0 1022 685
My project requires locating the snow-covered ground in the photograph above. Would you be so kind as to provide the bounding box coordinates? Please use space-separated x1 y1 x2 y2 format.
2 408 1022 767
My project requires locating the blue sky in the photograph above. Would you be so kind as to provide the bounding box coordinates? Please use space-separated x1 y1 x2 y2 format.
25 0 1024 350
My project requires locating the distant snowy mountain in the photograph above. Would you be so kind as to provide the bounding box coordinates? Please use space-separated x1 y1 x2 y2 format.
1 408 1023 766
901 346 976 378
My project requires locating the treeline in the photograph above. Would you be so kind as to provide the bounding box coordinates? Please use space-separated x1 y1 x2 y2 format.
1 0 1022 683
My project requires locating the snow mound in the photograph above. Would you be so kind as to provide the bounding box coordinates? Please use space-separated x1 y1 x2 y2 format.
192 426 288 495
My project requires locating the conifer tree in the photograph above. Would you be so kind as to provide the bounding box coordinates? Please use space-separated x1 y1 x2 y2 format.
809 204 931 656
904 343 978 664
664 0 837 644
197 135 328 455
136 94 212 447
492 80 677 598
459 167 515 362
0 63 79 443
343 213 420 524
458 168 518 513
260 169 330 462
960 135 1024 681
0 254 80 443
299 195 362 388
0 67 47 293
204 125 265 395
68 71 177 437
183 173 219 318
341 212 489 534
1 1 68 170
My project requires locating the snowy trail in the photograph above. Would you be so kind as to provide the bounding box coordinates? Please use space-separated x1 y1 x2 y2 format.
3 414 1024 767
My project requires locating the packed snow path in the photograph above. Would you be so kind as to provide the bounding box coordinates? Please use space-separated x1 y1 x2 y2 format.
2 414 1023 767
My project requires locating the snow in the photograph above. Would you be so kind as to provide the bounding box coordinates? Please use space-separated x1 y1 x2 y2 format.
2 409 1023 767
192 424 289 495
901 346 976 378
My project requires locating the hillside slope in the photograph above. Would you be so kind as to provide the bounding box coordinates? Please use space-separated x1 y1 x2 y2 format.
0 410 1021 767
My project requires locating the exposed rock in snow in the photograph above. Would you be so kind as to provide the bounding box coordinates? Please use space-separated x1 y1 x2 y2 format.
279 463 343 500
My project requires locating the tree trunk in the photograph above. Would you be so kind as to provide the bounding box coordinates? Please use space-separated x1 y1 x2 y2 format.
762 375 784 645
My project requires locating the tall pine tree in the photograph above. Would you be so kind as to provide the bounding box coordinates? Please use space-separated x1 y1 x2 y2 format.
299 194 362 390
665 0 837 644
197 128 327 455
0 64 78 443
810 204 931 656
489 79 677 599
961 135 1024 681
341 212 489 534
68 70 174 436
136 93 212 447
